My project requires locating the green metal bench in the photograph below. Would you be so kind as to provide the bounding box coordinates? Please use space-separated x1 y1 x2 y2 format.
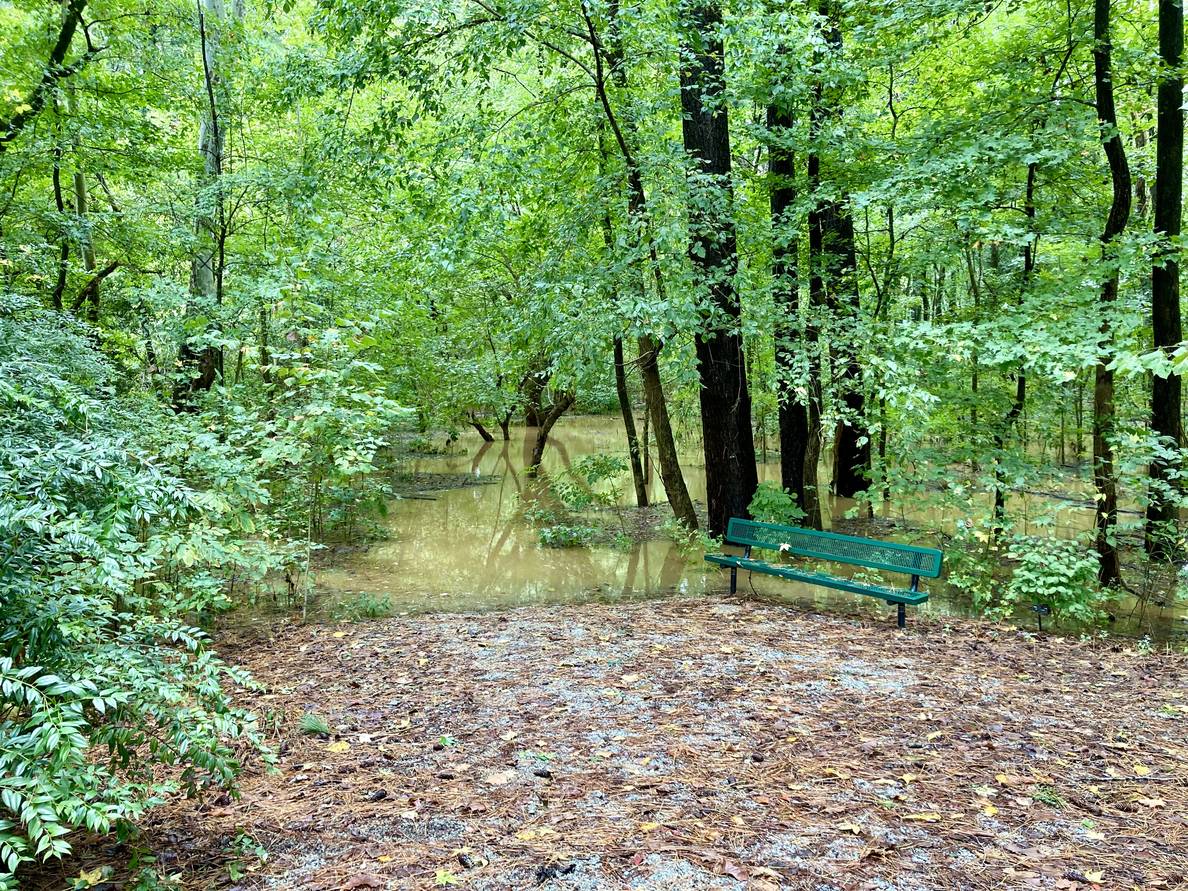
705 518 944 628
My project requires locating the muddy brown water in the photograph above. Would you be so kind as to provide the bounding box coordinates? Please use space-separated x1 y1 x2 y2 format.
317 416 1187 643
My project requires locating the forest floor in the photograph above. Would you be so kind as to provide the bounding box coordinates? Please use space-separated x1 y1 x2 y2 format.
42 597 1188 890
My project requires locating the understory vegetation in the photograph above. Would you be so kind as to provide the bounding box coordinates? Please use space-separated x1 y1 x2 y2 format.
3 0 1188 882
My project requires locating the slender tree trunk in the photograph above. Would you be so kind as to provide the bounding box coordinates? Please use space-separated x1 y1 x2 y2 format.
587 0 696 526
994 162 1037 528
1146 0 1185 560
678 0 758 536
470 416 495 442
530 392 576 468
638 335 699 528
803 95 826 530
810 0 868 500
175 0 230 407
614 336 649 506
51 144 69 312
1093 0 1132 587
769 102 809 510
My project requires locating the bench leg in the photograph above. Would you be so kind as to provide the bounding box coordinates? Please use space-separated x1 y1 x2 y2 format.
730 566 738 594
897 604 906 629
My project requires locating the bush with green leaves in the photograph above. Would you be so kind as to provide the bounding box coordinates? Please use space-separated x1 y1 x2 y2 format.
1003 535 1104 623
0 296 268 887
747 482 807 526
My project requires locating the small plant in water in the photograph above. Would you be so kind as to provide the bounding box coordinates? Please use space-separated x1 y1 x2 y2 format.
539 523 598 548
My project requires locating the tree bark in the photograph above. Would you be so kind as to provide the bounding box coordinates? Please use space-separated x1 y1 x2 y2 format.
530 392 576 468
1146 0 1185 560
174 0 231 408
993 162 1037 528
811 0 868 500
638 335 699 528
1093 0 1132 587
677 0 758 536
614 336 649 506
769 102 809 511
586 0 697 527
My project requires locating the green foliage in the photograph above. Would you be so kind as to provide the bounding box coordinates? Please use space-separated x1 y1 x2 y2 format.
298 712 332 737
0 296 269 884
538 524 599 548
1004 536 1104 623
747 482 807 526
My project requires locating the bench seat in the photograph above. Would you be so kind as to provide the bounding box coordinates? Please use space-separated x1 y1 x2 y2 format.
705 518 944 628
705 553 930 605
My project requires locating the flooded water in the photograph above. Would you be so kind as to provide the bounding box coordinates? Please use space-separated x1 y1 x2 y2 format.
317 416 1187 643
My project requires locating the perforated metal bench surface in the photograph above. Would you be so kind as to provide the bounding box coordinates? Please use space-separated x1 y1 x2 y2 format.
705 518 944 628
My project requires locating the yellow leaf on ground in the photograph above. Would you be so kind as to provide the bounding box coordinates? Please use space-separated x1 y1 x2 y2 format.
837 822 863 835
326 740 351 753
982 804 998 817
904 812 942 822
1133 763 1151 776
639 822 662 831
1084 870 1104 883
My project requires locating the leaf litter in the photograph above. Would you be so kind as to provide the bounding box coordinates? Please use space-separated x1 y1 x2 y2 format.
30 596 1188 889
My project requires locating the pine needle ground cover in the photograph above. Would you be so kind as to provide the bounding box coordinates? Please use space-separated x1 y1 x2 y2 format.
31 598 1187 890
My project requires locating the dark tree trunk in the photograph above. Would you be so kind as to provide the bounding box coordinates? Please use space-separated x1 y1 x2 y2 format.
1147 0 1185 560
530 392 576 468
994 162 1037 529
470 416 495 443
811 0 868 500
638 336 699 528
51 145 68 312
522 370 547 427
1093 0 1132 587
678 0 758 536
586 0 697 527
769 102 809 510
803 107 826 530
614 336 649 507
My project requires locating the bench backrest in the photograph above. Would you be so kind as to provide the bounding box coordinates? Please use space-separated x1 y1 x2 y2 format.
725 518 943 578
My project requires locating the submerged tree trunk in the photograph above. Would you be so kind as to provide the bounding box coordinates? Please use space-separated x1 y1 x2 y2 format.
638 336 699 528
678 0 758 536
614 336 649 506
1146 0 1185 560
769 102 809 510
530 392 576 468
587 0 697 527
1093 0 1132 587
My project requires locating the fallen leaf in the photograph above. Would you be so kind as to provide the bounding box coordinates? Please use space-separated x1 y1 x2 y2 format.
837 821 863 834
341 875 385 890
484 769 517 786
982 804 998 817
1084 870 1104 884
1133 763 1152 777
639 821 662 831
904 812 942 822
326 740 351 753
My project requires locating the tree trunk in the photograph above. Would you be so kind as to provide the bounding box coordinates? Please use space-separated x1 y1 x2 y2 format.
678 0 758 536
587 0 696 526
769 102 809 510
51 144 69 312
811 1 868 500
993 162 1037 529
530 392 576 468
638 335 699 529
614 336 649 507
470 416 495 442
1093 0 1132 587
174 0 231 408
1146 0 1185 560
